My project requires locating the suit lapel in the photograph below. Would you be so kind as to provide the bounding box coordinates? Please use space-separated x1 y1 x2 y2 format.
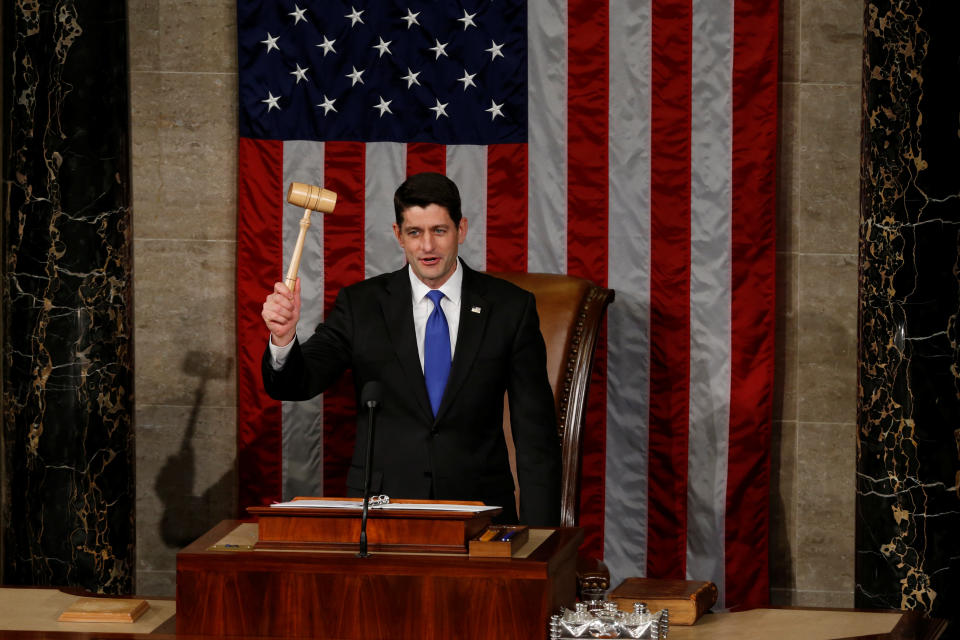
380 267 433 421
436 263 489 420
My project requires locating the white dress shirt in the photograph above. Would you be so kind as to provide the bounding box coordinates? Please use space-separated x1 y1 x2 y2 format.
268 261 462 372
408 260 461 370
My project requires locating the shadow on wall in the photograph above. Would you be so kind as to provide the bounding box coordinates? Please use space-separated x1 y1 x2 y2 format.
155 351 237 549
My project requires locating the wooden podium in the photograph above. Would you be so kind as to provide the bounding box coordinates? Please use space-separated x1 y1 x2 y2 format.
176 503 583 639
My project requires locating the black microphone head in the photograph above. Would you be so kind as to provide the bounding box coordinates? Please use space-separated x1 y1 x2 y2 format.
360 381 383 408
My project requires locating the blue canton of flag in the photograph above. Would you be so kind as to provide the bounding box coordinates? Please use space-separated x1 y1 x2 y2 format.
238 0 527 144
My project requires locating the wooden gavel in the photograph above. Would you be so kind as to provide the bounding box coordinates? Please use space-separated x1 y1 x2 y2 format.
284 182 337 290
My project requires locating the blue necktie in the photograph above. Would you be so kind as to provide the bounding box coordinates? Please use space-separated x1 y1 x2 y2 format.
423 290 451 416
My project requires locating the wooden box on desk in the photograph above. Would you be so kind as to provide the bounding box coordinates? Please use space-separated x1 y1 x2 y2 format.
57 597 149 622
609 578 718 625
468 525 529 557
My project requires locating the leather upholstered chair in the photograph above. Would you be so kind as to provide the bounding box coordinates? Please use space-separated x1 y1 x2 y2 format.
488 272 615 598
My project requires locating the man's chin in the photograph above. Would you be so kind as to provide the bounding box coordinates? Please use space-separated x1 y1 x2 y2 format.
413 264 451 286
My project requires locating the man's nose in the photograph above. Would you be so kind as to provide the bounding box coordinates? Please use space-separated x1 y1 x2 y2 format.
421 232 435 250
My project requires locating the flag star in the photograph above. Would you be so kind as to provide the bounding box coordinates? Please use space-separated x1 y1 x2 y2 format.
457 69 476 90
429 98 449 119
345 6 364 27
289 5 307 24
373 96 393 117
317 95 337 115
261 32 279 53
290 63 309 83
262 92 281 111
486 40 505 60
346 66 365 86
429 39 449 59
486 99 504 120
401 67 421 88
373 37 392 57
457 10 477 30
316 35 336 56
401 8 420 28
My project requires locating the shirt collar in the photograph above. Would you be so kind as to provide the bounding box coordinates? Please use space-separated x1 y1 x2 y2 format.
408 258 463 304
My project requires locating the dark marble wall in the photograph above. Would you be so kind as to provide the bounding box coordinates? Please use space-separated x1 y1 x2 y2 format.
858 1 960 619
1 0 134 593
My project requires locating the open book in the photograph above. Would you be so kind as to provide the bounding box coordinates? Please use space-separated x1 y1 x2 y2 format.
270 498 499 513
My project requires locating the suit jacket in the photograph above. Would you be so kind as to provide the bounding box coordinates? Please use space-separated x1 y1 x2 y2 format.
261 261 561 526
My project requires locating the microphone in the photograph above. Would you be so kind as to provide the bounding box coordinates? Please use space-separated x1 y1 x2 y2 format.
357 381 382 558
360 380 383 408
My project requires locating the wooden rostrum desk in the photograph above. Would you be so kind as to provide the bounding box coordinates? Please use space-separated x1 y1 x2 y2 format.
175 513 583 640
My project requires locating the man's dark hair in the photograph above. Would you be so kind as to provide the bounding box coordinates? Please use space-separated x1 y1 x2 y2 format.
393 172 462 226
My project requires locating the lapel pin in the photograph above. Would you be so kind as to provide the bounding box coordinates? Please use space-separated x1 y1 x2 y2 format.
471 306 482 314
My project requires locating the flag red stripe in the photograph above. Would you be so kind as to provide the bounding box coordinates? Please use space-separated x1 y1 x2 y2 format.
567 0 610 558
236 137 284 510
485 143 527 271
407 142 446 176
726 0 778 609
321 143 366 497
647 0 693 579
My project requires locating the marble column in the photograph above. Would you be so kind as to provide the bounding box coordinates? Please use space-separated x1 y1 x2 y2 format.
858 1 960 618
1 0 134 593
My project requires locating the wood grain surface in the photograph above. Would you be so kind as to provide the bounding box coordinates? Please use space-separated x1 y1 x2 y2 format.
176 520 581 639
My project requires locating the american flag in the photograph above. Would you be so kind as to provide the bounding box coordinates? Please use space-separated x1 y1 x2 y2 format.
236 0 777 610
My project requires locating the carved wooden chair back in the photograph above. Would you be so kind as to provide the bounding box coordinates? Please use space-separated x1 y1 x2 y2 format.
488 272 615 527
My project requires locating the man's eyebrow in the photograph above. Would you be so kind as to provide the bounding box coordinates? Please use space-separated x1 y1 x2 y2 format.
404 223 449 232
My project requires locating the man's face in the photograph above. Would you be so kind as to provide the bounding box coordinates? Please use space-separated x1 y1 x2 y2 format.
393 204 468 288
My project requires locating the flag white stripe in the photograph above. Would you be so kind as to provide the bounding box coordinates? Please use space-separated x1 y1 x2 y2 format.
365 142 406 279
446 145 487 271
281 140 327 499
686 0 733 603
605 0 653 588
527 0 568 274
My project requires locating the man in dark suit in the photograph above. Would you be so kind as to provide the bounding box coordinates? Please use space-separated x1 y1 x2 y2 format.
261 172 560 526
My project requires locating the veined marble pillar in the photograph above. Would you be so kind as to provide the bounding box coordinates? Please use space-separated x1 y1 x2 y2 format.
858 1 959 618
1 0 133 593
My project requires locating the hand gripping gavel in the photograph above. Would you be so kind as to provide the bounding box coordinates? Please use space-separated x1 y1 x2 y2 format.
284 182 337 290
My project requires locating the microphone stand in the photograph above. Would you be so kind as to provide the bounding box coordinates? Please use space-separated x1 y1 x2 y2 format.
357 391 379 558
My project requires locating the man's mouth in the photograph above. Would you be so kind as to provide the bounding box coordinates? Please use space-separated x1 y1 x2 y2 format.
420 257 440 266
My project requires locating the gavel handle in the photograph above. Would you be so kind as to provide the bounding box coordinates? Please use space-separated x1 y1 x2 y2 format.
284 209 312 290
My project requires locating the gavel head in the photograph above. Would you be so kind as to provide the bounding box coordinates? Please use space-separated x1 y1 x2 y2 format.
286 182 337 213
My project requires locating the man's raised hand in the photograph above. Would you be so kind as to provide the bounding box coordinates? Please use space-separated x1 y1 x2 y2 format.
262 278 301 347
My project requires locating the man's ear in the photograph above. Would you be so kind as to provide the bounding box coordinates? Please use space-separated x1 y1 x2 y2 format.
457 217 468 244
392 222 403 245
